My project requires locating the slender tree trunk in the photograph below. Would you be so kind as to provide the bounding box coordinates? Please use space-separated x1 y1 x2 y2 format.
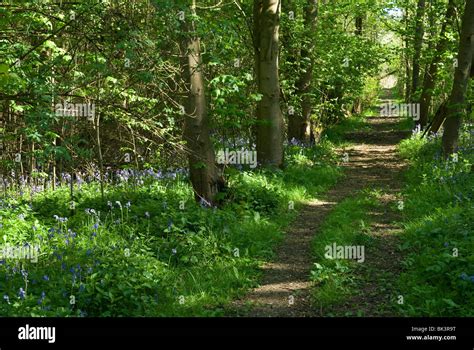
180 0 224 204
288 0 318 144
352 13 363 114
471 55 474 77
427 101 447 135
411 0 426 98
282 0 298 139
300 0 318 136
254 0 284 167
50 72 56 191
419 0 455 128
442 0 474 155
404 3 411 102
355 16 363 36
30 142 35 180
95 113 105 201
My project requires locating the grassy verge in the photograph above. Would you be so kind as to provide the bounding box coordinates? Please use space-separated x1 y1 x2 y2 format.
396 125 474 316
0 140 342 317
310 190 380 315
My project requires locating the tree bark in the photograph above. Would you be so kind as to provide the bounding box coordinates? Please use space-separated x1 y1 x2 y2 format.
426 101 447 135
254 0 284 167
411 0 426 98
355 16 363 36
180 1 224 204
288 0 318 144
442 0 474 155
352 13 363 114
418 0 455 128
471 54 474 77
404 3 411 102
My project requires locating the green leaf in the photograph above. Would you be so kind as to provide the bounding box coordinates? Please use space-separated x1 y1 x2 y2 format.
232 266 239 279
442 299 459 308
0 63 8 74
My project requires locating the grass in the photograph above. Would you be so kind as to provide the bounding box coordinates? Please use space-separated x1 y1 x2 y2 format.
395 125 474 316
0 140 343 317
321 113 372 147
308 114 474 317
309 111 384 314
310 190 380 313
396 116 415 132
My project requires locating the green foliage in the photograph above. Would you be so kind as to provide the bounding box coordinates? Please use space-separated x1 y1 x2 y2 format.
322 114 372 146
396 127 474 316
0 142 341 316
310 190 379 310
281 0 386 127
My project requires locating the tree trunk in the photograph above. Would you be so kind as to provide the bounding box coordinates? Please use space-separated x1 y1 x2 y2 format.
418 0 455 128
411 0 426 98
426 101 447 135
442 0 474 155
282 0 298 141
180 1 224 204
355 16 363 36
352 13 363 114
404 3 411 102
288 0 318 144
254 0 284 167
471 54 474 77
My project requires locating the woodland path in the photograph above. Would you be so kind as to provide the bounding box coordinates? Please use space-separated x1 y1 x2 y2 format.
230 105 411 317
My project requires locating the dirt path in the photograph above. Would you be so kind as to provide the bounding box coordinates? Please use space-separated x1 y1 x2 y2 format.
230 108 410 317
